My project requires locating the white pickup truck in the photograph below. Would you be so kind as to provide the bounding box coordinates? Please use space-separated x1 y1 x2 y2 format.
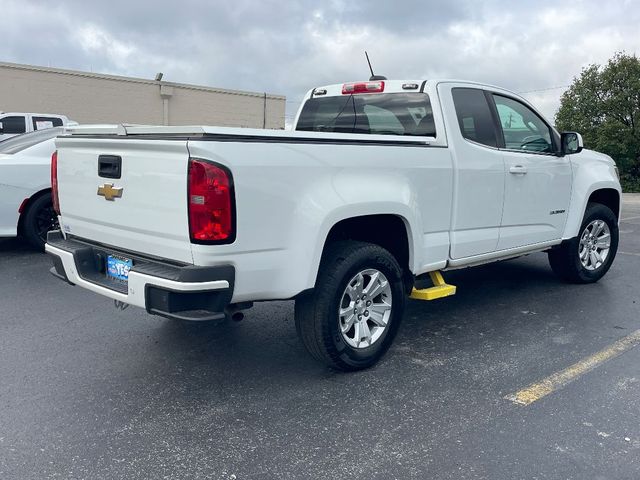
46 78 621 370
0 112 72 141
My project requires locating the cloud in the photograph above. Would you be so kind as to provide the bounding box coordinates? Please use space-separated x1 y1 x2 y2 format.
74 25 136 67
1 0 639 123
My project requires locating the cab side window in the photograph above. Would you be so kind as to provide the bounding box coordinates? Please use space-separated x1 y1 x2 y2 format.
492 95 554 153
32 116 63 130
0 116 27 134
452 88 498 148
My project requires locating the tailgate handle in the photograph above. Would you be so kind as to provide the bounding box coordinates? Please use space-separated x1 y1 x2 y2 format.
98 155 122 179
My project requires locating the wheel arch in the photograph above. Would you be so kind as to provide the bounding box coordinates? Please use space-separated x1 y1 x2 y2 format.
311 213 415 292
588 188 620 220
563 182 621 240
17 187 52 233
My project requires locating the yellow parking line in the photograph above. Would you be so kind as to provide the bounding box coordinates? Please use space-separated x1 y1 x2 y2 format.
506 329 640 406
619 251 640 257
621 215 640 221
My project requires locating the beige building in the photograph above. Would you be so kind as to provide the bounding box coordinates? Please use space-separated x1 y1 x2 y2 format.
0 61 285 129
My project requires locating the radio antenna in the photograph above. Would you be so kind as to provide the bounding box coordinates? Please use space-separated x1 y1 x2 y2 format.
365 51 375 78
364 51 387 81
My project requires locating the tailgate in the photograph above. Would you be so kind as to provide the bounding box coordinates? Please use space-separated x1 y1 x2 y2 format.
55 136 193 264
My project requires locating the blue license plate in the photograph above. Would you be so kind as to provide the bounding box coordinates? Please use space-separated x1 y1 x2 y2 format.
106 255 133 282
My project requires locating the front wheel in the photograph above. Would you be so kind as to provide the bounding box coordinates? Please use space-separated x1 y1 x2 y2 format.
548 202 619 283
295 241 406 371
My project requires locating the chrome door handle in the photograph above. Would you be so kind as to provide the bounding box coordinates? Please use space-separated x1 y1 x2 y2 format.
509 165 527 175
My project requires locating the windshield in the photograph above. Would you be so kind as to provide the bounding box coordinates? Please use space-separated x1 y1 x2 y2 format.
296 93 436 137
0 127 64 155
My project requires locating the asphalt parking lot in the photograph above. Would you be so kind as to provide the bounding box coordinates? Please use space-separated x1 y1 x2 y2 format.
1 196 639 480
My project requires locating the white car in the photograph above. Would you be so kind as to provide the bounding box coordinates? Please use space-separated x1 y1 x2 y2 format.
47 78 621 370
0 128 62 249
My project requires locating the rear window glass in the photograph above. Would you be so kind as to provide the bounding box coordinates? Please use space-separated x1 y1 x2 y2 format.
296 93 436 137
0 127 64 154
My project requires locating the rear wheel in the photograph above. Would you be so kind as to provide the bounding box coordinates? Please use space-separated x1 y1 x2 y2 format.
21 193 59 250
295 241 406 371
548 203 618 283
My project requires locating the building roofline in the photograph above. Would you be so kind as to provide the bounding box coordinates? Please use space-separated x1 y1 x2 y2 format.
0 61 286 100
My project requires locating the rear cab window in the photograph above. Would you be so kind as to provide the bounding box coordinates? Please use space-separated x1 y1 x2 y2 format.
296 93 436 137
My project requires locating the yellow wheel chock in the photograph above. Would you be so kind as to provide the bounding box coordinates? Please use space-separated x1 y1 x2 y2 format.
410 271 456 301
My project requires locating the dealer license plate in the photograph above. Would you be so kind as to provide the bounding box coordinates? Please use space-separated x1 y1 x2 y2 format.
106 255 133 282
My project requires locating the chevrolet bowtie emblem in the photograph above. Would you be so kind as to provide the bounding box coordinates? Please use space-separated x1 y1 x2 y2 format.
97 183 123 201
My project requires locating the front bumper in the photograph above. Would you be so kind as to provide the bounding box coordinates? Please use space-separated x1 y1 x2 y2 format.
45 231 234 321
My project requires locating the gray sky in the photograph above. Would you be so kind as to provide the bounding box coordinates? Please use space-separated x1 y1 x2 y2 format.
2 0 639 125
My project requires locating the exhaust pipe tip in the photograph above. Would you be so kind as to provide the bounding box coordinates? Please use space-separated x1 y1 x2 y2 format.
225 302 253 322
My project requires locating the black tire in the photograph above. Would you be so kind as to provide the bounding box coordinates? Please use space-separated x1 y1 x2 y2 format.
21 193 59 251
295 241 406 371
548 202 619 283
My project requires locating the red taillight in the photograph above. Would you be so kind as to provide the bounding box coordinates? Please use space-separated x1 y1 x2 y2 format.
342 81 385 94
18 198 29 214
188 158 234 243
51 150 60 215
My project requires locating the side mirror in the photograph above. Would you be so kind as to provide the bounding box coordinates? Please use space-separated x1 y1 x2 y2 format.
561 131 584 155
0 122 4 133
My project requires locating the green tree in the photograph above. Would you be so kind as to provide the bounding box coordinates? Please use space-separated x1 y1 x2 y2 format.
555 52 640 191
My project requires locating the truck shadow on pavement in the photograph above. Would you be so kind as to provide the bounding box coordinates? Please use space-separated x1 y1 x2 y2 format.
0 237 39 254
145 253 614 382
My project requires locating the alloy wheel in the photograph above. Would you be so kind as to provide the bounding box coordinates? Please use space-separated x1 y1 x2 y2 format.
578 219 611 271
338 268 393 349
